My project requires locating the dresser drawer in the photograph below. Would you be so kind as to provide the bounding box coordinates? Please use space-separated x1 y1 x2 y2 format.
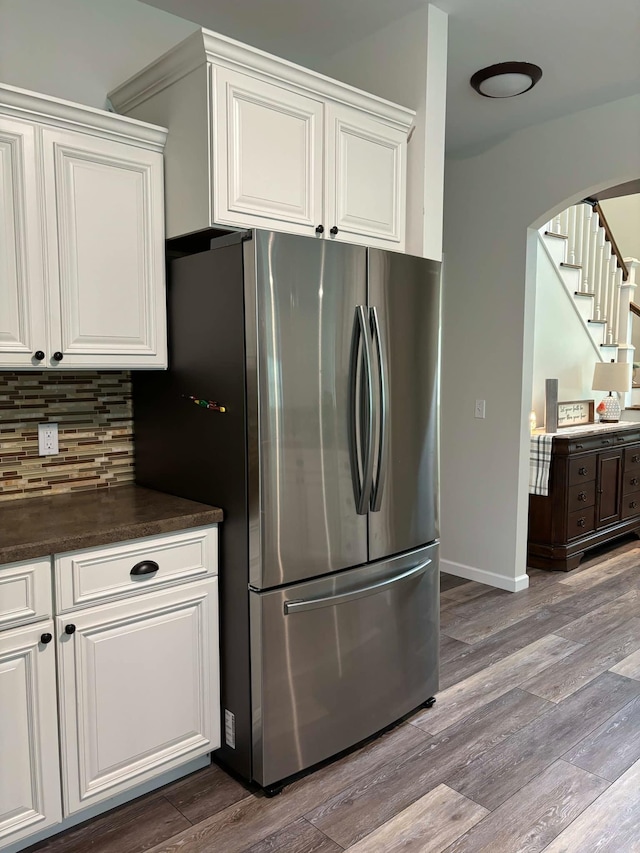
568 481 595 512
621 495 640 520
622 470 640 495
55 525 218 612
568 456 596 486
567 507 595 539
624 446 640 472
0 557 52 629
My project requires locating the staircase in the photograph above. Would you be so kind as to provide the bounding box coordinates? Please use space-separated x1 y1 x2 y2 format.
539 201 639 412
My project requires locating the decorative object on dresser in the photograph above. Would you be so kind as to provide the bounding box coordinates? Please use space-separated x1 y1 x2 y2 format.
108 28 413 251
544 378 558 433
528 424 640 571
592 360 632 423
557 400 594 428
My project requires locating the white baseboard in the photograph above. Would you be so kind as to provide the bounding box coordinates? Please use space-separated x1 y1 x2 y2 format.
440 558 529 592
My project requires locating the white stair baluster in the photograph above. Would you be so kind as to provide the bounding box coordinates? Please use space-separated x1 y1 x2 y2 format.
574 204 585 269
591 213 602 314
602 240 613 339
552 213 562 234
560 209 570 237
582 205 594 292
567 205 577 264
594 223 606 320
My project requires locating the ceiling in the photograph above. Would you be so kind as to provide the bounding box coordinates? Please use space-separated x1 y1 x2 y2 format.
141 0 640 158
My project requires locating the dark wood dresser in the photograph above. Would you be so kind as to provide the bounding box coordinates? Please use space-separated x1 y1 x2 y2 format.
528 424 640 571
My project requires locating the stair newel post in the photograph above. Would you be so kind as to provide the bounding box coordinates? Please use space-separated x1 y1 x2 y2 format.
616 260 638 411
567 205 577 264
582 204 594 293
574 203 585 270
602 240 613 342
609 258 621 345
592 214 604 319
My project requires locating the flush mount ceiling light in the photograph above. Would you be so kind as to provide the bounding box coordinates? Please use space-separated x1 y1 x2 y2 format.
470 62 542 98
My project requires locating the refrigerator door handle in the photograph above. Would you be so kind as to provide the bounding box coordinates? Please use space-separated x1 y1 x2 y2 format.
349 306 375 515
284 558 432 614
370 306 389 512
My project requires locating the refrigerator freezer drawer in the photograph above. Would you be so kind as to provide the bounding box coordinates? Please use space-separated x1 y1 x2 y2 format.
250 543 439 786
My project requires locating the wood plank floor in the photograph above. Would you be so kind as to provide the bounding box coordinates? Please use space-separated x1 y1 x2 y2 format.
28 538 640 853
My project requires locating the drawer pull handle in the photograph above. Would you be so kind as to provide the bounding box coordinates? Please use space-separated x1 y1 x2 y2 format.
577 491 587 502
631 478 638 486
633 455 640 464
577 518 586 527
64 624 76 635
631 501 638 509
40 632 52 644
575 443 584 449
602 439 611 445
579 467 588 476
130 560 160 577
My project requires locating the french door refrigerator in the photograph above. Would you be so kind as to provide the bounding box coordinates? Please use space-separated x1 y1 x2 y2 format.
133 228 441 789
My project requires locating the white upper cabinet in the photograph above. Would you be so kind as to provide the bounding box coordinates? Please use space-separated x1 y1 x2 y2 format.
325 103 406 247
109 29 414 251
0 116 46 366
0 84 167 370
213 67 323 235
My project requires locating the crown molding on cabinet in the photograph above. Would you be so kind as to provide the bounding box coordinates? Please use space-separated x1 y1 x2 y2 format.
0 82 167 151
108 29 415 132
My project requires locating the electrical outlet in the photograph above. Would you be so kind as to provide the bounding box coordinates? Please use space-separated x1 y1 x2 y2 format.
475 400 486 419
38 422 59 456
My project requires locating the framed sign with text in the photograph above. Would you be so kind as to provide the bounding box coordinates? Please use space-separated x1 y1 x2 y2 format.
557 399 595 428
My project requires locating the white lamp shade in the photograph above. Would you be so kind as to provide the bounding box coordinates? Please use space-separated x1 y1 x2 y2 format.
478 73 534 98
592 361 632 393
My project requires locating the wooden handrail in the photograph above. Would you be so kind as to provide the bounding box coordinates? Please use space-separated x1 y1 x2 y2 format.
593 201 629 281
630 302 640 319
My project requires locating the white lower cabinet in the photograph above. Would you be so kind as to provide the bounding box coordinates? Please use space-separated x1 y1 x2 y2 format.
0 621 62 847
57 578 220 815
0 524 220 851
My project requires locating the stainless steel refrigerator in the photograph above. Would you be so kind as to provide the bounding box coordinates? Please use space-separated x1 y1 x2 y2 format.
133 228 441 790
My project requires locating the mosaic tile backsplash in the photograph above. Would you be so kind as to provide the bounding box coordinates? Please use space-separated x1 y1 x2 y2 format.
0 372 134 502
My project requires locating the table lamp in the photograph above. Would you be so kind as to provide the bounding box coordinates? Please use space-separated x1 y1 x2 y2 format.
592 360 632 422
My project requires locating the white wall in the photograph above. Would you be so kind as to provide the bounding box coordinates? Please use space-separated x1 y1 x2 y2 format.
532 237 602 423
442 93 640 592
599 195 640 261
0 0 195 108
315 4 448 260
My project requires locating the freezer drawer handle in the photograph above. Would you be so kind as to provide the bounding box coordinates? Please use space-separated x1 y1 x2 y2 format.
283 558 432 615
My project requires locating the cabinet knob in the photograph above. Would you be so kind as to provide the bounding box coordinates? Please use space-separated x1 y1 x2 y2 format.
52 351 64 362
40 632 53 644
330 226 339 235
577 491 587 502
633 455 640 464
34 350 45 361
631 501 638 509
579 467 588 476
577 517 586 527
315 224 324 234
631 478 638 486
130 560 159 577
64 624 76 635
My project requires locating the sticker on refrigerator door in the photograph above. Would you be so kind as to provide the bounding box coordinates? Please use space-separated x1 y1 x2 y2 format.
224 709 236 748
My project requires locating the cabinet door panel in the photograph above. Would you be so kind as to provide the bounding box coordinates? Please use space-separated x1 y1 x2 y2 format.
326 104 406 249
42 128 166 368
0 621 61 846
0 117 46 367
213 67 323 234
57 578 219 815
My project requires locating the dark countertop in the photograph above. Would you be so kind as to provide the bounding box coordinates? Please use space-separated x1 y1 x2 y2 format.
0 485 223 565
